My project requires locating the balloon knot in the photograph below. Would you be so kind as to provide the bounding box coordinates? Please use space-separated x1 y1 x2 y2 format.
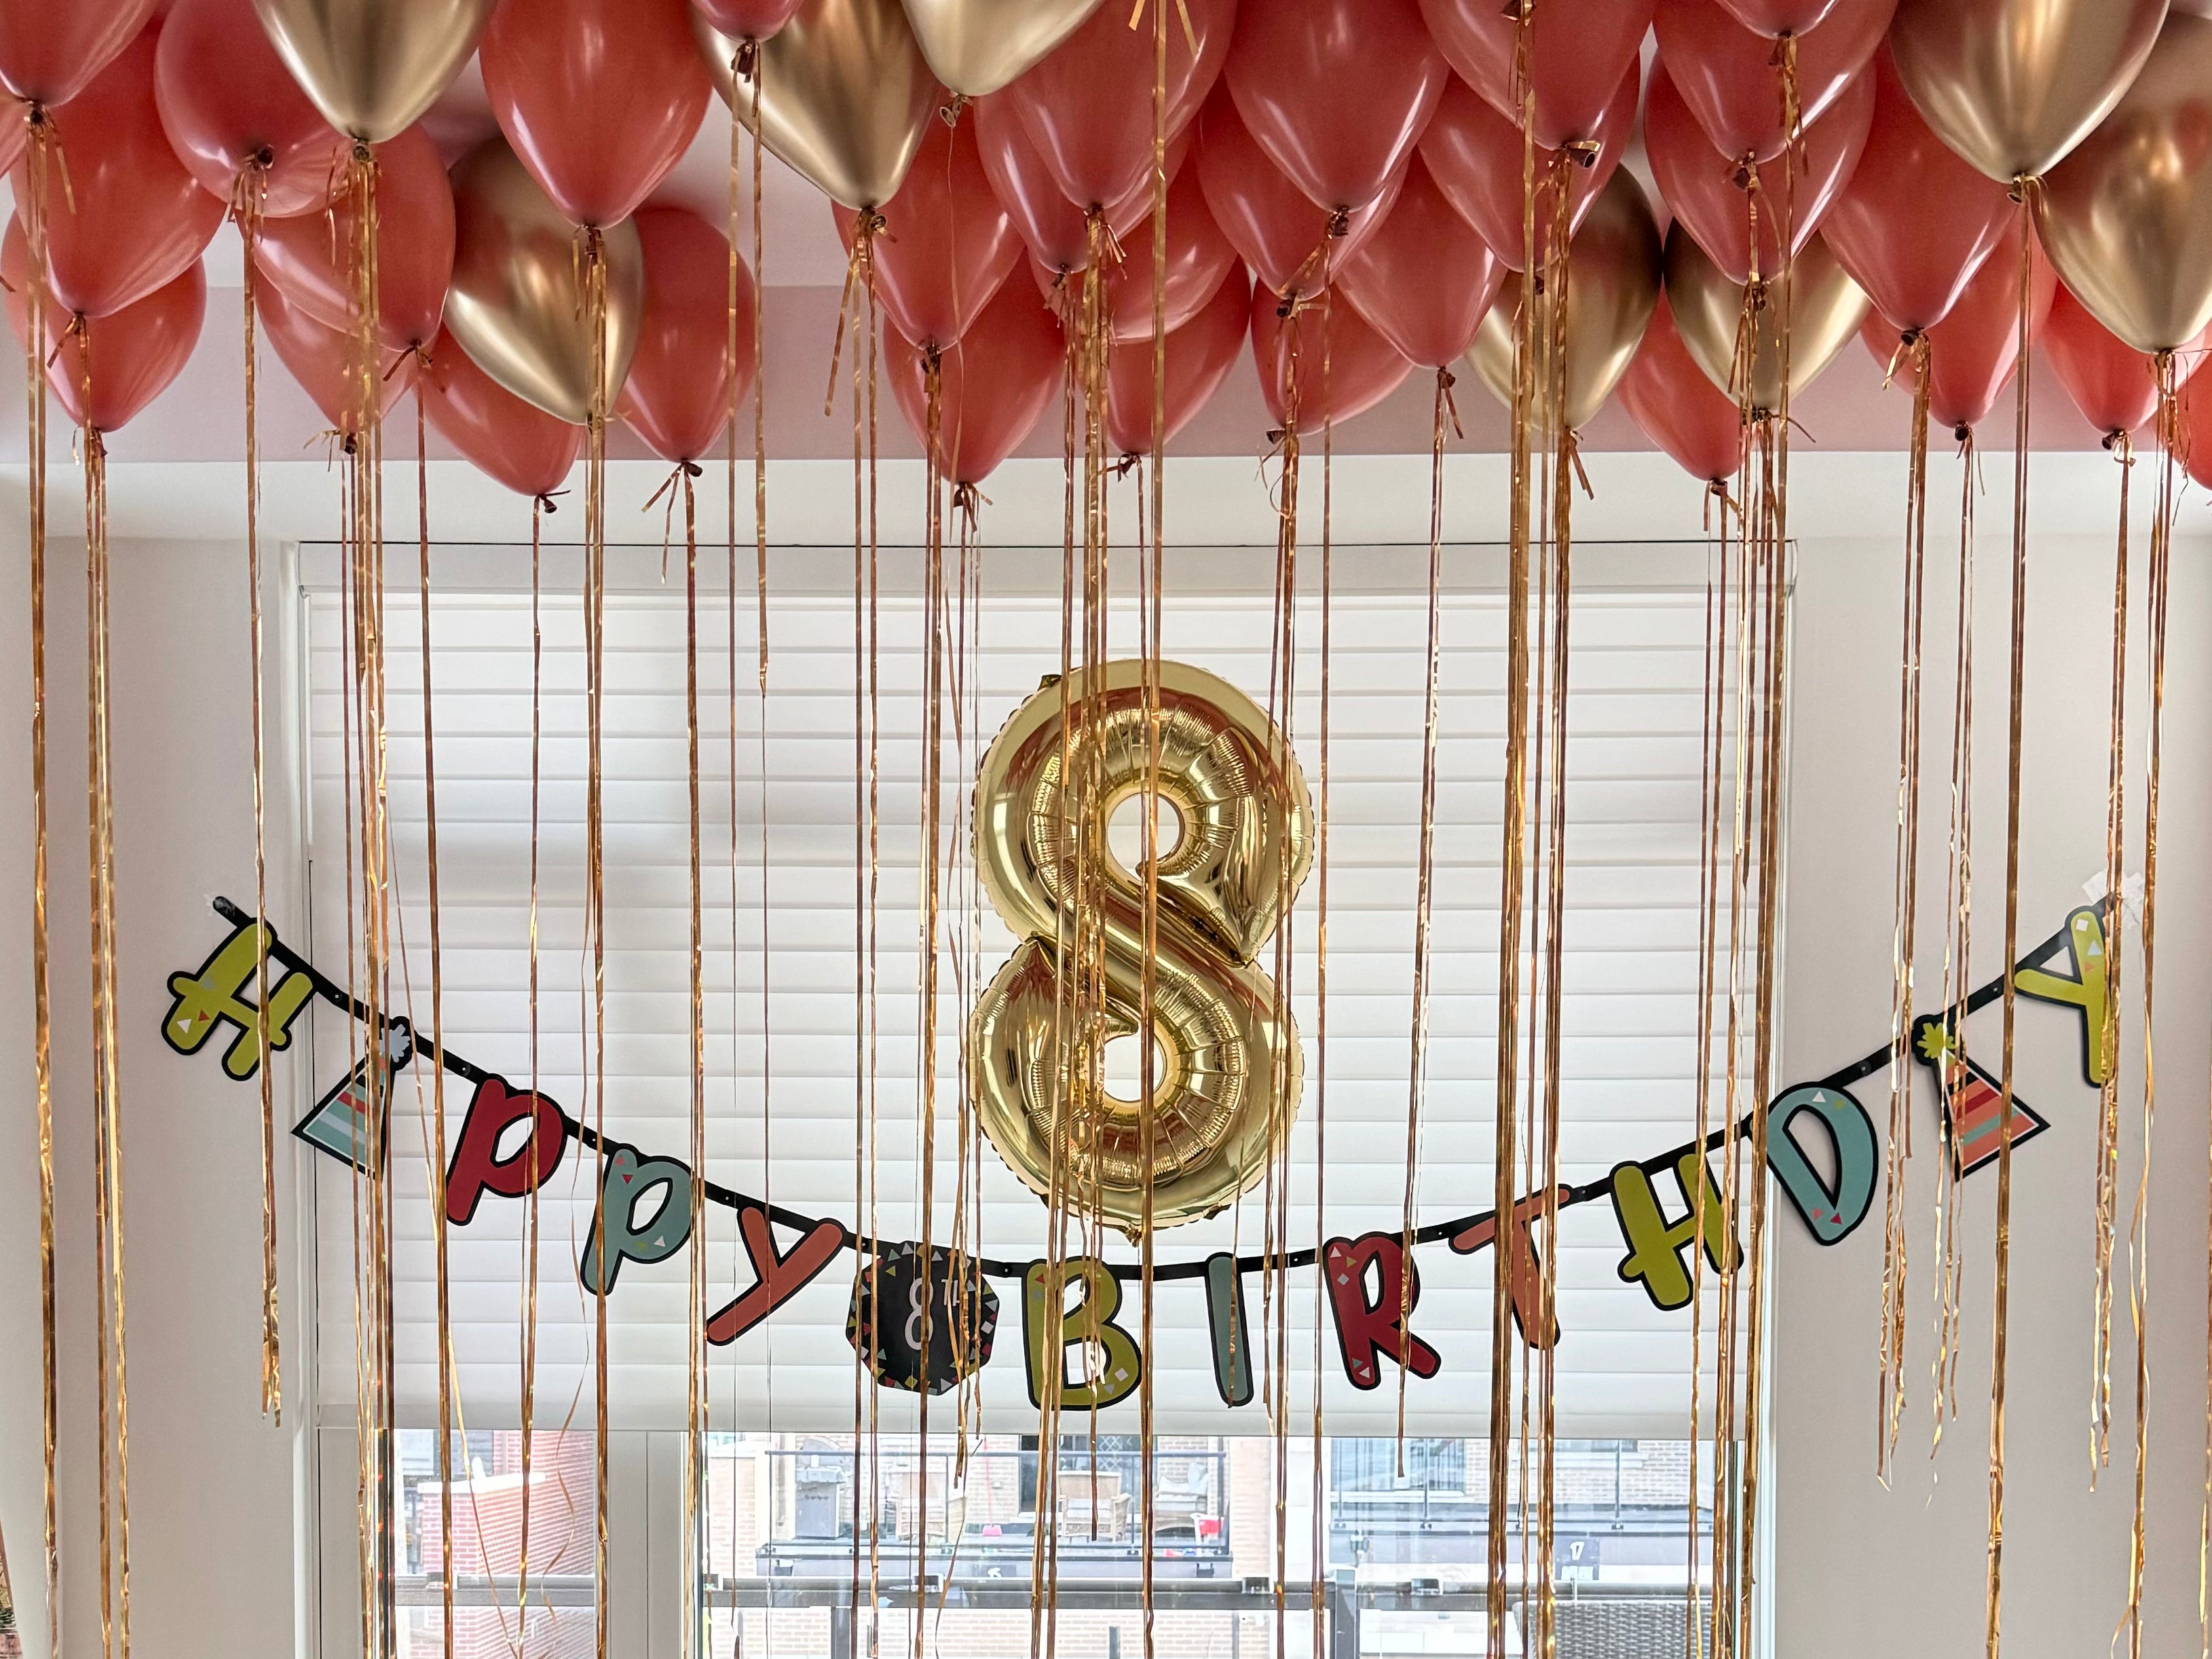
1953 422 1972 447
1324 208 1351 238
536 489 567 515
734 39 760 80
939 94 969 127
1564 138 1601 170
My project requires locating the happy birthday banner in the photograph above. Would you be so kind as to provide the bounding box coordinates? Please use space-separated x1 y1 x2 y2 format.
163 894 2114 1411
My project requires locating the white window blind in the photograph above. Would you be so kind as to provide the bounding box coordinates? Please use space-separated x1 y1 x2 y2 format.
302 540 1748 1440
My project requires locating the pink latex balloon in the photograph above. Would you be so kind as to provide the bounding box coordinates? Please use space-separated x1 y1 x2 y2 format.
1861 238 2055 435
1224 0 1446 212
257 274 419 434
20 26 223 319
1646 56 1872 285
1249 281 1414 436
1102 153 1239 343
975 90 1163 275
3 218 204 431
1654 0 1894 162
1713 0 1837 34
886 275 1063 485
421 326 582 496
1617 290 1745 483
1417 0 1653 150
155 0 348 217
1195 92 1400 301
690 0 804 41
1000 0 1233 211
1337 152 1502 367
0 0 157 105
254 123 455 350
1822 48 2012 333
1106 265 1251 455
481 0 711 228
836 111 1018 350
1419 67 1637 274
2042 284 2207 442
617 205 755 462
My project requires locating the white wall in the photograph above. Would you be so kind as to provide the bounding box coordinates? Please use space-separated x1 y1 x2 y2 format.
0 451 2205 1658
1775 493 2212 1654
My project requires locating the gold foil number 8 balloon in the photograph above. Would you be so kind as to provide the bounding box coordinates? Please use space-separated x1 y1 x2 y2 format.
971 660 1313 1238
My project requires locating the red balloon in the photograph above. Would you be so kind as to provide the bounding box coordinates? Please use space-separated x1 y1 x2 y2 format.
2176 360 2212 491
1106 266 1251 455
1653 0 1893 163
18 26 223 319
1712 0 1837 33
0 0 155 106
886 276 1064 485
690 0 804 41
1617 290 1744 483
836 111 1017 350
1646 56 1871 286
1001 0 1233 212
1102 153 1239 342
975 91 1164 274
3 219 204 432
254 124 455 351
257 274 419 434
1860 240 2055 435
617 205 755 462
1195 92 1399 300
155 0 348 217
1822 48 2012 333
421 327 582 496
2042 284 2175 442
1417 0 1653 151
1337 153 1501 368
1223 0 1446 213
1419 67 1636 274
1249 283 1414 436
481 0 711 229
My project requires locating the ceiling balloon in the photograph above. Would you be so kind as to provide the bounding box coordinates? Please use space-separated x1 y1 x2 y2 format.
252 0 495 142
1645 55 1873 286
156 0 350 217
899 0 1104 98
1822 47 2013 333
257 274 419 434
2036 12 2212 356
0 0 157 107
1653 0 1892 163
838 108 1019 350
1195 92 1399 301
886 276 1064 485
3 220 204 432
1418 67 1636 274
421 327 584 497
253 122 455 351
998 0 1233 212
693 0 807 41
23 26 225 321
1712 0 1838 33
1664 225 1869 413
1888 0 2164 184
1467 169 1663 434
1617 291 1747 485
1100 155 1240 343
444 134 645 422
975 92 1163 277
618 206 755 464
1416 0 1652 151
1250 286 1416 438
1336 152 1503 369
2041 284 2194 443
695 0 937 210
1858 234 2054 433
1106 266 1251 455
1223 0 1446 215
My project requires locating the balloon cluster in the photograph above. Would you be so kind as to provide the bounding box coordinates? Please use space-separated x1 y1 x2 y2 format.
7 0 2212 489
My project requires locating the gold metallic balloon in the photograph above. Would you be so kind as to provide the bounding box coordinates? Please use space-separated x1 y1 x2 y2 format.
445 137 643 424
252 0 495 143
971 660 1313 1239
1889 0 2167 185
1467 168 1662 434
1664 227 1870 416
694 0 937 209
2036 13 2212 354
901 0 1104 96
